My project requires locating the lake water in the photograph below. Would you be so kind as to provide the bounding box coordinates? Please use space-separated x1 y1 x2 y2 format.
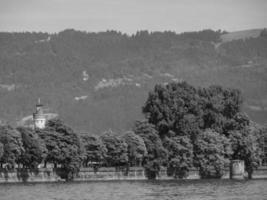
1 179 267 200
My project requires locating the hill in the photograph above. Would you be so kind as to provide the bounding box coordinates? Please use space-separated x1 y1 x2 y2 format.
220 29 262 43
0 29 267 134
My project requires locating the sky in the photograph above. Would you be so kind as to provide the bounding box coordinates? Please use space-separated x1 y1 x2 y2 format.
0 0 266 34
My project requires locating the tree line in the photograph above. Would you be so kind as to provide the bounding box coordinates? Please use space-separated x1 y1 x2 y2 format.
1 29 267 133
0 81 265 180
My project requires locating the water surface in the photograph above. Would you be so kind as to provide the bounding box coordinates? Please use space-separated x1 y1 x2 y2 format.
1 179 267 200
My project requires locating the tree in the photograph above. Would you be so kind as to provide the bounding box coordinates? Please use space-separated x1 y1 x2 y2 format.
122 131 147 166
81 135 107 167
141 81 266 180
262 126 267 165
17 127 47 169
200 85 242 119
223 112 250 136
198 85 243 134
229 123 263 179
143 82 201 138
163 135 193 178
0 125 24 167
143 82 243 138
194 129 232 178
0 143 3 163
100 130 128 168
38 119 84 180
133 120 168 179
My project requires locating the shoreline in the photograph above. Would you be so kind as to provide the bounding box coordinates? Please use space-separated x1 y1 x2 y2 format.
1 178 267 186
1 166 267 184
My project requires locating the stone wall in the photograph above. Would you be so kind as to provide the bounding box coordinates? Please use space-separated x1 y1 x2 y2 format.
1 167 267 183
74 167 147 181
0 168 63 183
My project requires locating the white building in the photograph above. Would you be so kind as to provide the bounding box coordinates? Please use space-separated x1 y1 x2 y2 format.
33 99 46 129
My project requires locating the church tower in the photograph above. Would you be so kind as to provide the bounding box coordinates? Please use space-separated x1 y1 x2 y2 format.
33 98 46 129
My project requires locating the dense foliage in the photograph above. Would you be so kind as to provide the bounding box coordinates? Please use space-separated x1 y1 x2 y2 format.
163 135 193 178
0 82 265 180
81 135 107 167
0 125 24 167
133 120 168 178
142 81 264 178
100 131 128 167
37 119 84 180
122 131 147 166
194 129 232 178
229 123 264 178
17 127 47 169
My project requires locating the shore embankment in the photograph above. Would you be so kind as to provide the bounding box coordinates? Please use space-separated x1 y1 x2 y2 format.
1 166 267 183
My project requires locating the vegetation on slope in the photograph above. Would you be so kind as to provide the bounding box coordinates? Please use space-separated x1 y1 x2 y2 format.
0 29 267 133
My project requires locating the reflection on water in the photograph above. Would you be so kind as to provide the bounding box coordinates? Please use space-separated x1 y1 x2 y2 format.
1 179 267 200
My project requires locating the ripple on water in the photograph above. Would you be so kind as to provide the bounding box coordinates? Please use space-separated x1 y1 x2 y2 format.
0 179 267 200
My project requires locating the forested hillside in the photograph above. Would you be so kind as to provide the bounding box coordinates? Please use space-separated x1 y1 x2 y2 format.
0 29 266 133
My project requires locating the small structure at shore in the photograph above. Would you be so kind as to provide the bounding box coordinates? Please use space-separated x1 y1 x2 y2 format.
230 160 245 179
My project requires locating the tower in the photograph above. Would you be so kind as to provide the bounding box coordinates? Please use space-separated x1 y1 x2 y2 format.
33 98 46 129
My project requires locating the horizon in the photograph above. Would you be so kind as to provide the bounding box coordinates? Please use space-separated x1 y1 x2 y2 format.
0 27 265 35
0 0 267 34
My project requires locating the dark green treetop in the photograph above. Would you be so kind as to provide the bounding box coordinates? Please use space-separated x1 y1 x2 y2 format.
17 127 47 169
0 125 24 166
81 134 107 166
122 131 147 166
100 130 128 167
229 122 263 179
38 119 84 180
194 129 232 178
